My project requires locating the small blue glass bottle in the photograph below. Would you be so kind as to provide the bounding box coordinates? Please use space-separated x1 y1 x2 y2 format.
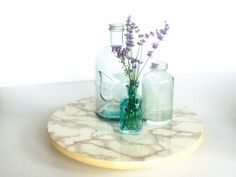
142 60 174 126
120 84 143 135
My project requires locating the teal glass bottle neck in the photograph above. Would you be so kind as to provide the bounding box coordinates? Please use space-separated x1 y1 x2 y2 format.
127 85 138 96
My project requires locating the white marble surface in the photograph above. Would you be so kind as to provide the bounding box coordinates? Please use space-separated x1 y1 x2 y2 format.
1 73 236 176
48 97 203 168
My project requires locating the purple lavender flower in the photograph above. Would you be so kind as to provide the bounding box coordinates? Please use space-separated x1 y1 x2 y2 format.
112 45 122 53
135 29 140 33
160 28 167 35
112 45 128 59
138 34 144 38
150 31 155 36
145 33 150 39
131 22 136 28
131 62 137 69
125 33 134 47
152 42 158 49
141 39 146 43
130 58 142 69
137 38 146 46
165 23 169 31
137 41 142 45
113 16 169 85
124 16 140 48
156 31 163 41
125 34 133 47
160 22 169 35
147 50 153 57
126 15 131 23
130 58 136 69
120 48 128 58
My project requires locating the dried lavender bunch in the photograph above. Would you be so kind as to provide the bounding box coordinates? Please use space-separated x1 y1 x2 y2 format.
112 15 169 86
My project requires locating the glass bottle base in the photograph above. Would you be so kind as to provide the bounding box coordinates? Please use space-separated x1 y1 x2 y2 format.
95 110 120 120
119 128 142 135
95 101 121 120
145 119 171 127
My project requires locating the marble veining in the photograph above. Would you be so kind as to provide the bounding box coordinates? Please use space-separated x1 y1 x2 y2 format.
47 97 203 166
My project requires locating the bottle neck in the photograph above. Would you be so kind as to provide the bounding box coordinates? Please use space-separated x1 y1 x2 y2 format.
127 84 138 97
110 30 123 47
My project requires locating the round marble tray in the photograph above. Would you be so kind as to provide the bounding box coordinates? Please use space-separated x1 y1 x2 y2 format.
47 97 204 170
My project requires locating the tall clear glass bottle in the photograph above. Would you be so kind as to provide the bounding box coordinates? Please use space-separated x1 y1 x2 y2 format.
95 24 127 120
142 60 174 126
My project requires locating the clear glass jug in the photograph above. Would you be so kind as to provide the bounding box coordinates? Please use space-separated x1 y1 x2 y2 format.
95 24 127 120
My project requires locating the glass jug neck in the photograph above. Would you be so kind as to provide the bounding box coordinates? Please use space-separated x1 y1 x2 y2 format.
110 30 123 47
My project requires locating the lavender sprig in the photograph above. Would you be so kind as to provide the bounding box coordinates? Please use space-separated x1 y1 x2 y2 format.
113 16 169 85
125 15 139 48
146 21 169 58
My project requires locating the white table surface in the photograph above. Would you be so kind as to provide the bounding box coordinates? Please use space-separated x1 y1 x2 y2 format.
0 72 236 177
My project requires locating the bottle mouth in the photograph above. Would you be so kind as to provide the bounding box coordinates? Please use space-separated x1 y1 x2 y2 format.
109 24 125 31
126 84 139 88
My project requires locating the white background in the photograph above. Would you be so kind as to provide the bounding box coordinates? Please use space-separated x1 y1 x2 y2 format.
1 1 236 176
0 0 236 86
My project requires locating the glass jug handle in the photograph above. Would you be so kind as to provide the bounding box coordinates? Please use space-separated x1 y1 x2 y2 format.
99 71 115 102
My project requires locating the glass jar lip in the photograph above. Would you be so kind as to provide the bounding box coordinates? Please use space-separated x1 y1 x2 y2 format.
151 60 168 70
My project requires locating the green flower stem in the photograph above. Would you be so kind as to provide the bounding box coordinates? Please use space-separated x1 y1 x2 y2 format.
124 59 130 78
135 45 141 80
135 56 150 83
136 45 143 81
135 45 141 60
130 49 136 81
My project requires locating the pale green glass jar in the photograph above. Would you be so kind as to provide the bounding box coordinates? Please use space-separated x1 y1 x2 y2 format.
142 61 174 126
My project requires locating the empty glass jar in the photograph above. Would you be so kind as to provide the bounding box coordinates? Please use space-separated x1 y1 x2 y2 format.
142 60 174 126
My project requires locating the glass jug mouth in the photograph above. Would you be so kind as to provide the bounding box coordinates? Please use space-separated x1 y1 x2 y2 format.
109 24 125 31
